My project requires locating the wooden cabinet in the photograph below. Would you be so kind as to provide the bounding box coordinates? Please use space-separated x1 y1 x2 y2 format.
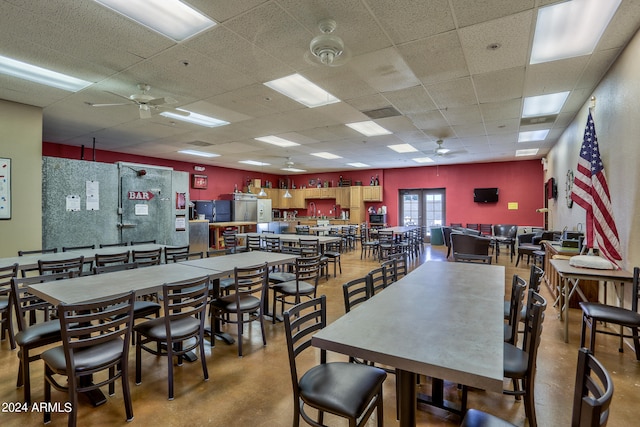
283 189 305 209
262 188 281 209
362 186 382 201
349 207 364 224
305 187 336 199
305 188 320 199
349 186 362 208
334 187 349 206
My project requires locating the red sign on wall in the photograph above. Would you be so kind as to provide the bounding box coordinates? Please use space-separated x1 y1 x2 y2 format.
127 191 155 201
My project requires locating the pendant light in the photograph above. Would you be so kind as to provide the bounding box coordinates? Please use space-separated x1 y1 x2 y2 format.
283 189 292 198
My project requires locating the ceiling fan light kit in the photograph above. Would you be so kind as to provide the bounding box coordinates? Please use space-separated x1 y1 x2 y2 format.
310 19 344 66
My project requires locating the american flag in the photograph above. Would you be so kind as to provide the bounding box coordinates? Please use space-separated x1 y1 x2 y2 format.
571 111 622 268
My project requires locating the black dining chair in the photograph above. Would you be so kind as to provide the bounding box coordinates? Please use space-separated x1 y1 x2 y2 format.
42 291 136 427
10 272 76 404
283 296 386 427
504 275 527 345
38 256 85 276
462 347 613 427
271 255 321 324
0 263 18 350
134 276 210 400
94 250 131 267
579 266 640 360
164 245 190 263
210 263 269 357
503 290 547 427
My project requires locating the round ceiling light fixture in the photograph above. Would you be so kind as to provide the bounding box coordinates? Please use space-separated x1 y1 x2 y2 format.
309 19 344 65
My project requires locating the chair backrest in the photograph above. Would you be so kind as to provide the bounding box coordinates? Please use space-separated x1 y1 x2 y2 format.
131 240 157 245
247 235 262 251
223 234 239 252
232 263 268 304
0 263 18 298
295 225 310 235
343 277 370 313
381 259 397 284
283 296 327 396
38 256 85 275
62 244 95 252
294 255 321 290
493 224 518 239
367 267 388 295
132 248 162 267
506 275 527 345
298 239 320 257
10 272 75 332
388 252 408 279
442 227 453 249
57 291 136 373
521 290 547 383
377 230 394 245
160 276 209 337
18 248 58 256
571 348 614 427
631 266 639 314
99 242 128 248
529 264 544 294
95 250 131 267
93 262 138 275
164 245 190 263
466 223 479 231
451 233 492 263
264 236 281 252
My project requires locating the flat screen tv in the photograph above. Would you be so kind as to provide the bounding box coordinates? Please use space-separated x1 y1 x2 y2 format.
474 187 499 203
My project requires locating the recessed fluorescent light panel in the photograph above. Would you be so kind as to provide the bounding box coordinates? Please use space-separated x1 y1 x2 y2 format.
281 167 307 173
412 157 435 164
522 92 569 117
264 73 340 108
94 0 216 41
178 150 219 158
347 162 370 168
0 55 92 92
239 160 270 166
254 136 300 147
160 109 229 128
346 121 392 136
516 149 539 157
388 144 418 153
530 0 621 64
518 130 550 142
311 152 342 160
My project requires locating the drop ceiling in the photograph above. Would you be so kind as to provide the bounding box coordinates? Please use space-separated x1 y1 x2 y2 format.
1 0 639 174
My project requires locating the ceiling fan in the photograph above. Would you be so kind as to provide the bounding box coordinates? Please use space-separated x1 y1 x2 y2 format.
281 157 307 173
86 83 177 119
432 139 465 157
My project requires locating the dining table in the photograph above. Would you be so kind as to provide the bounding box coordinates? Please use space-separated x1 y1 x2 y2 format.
549 258 633 343
311 261 505 427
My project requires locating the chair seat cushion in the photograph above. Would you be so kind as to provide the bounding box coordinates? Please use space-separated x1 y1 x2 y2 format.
211 294 261 312
299 362 386 418
133 300 161 317
461 408 517 427
15 320 62 346
503 302 526 321
42 338 125 373
324 251 340 258
272 280 315 296
503 342 528 378
269 272 296 284
579 302 640 326
134 316 200 340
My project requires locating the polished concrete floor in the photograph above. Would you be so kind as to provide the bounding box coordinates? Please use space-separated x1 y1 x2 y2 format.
1 244 638 426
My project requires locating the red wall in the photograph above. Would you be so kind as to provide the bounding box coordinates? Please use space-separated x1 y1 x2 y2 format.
43 143 544 226
381 161 544 227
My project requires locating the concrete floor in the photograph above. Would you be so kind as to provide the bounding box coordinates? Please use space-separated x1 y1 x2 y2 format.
1 244 638 426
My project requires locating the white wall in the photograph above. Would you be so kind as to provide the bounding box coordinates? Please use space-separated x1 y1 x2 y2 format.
546 27 640 271
0 100 43 257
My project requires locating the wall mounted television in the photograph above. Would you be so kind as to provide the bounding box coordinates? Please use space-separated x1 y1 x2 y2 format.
473 187 499 203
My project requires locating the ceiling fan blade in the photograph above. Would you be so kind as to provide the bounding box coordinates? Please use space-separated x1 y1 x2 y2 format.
147 97 173 106
89 102 131 107
105 91 133 101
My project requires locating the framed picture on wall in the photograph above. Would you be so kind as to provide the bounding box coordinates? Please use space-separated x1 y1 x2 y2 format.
192 174 208 189
0 158 11 220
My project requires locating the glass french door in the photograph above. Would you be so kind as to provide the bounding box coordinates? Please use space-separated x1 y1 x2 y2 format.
399 188 446 241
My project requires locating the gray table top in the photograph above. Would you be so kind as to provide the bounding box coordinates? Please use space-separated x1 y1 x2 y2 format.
238 233 341 244
312 261 505 392
28 263 206 306
1 244 168 271
181 251 298 278
550 258 633 282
